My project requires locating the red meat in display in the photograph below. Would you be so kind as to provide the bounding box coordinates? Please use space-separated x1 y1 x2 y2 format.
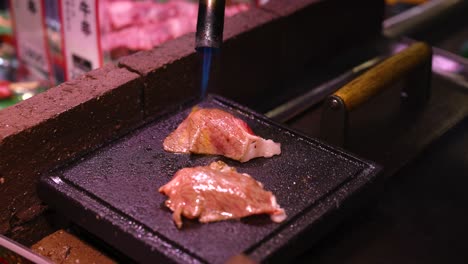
163 108 281 162
159 161 287 228
100 0 249 53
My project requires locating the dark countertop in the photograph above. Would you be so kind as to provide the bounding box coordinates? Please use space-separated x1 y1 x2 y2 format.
296 117 468 264
291 12 468 262
410 2 468 58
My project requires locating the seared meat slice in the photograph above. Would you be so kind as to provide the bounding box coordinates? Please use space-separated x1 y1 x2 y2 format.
163 108 281 162
159 161 286 228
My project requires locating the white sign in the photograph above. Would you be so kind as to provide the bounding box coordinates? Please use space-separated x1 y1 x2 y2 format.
61 0 102 80
11 0 52 81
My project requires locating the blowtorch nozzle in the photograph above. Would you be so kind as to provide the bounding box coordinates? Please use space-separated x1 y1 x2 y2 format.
196 0 226 50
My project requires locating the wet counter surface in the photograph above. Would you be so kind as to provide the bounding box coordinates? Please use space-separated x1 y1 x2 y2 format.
288 15 468 262
293 9 468 263
296 117 468 264
410 3 468 59
290 72 468 263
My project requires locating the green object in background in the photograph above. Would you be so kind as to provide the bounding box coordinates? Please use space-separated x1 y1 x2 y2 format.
0 95 21 110
461 41 468 58
0 85 49 110
0 10 11 35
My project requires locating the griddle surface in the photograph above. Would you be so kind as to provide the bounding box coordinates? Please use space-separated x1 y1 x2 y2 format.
39 95 380 263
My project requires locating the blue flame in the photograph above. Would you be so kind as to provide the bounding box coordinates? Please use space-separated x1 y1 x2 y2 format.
201 47 213 98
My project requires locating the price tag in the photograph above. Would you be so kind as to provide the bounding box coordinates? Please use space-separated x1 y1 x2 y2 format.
61 0 102 80
10 0 52 81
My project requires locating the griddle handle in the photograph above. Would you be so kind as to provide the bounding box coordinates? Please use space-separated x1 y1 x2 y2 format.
320 42 432 147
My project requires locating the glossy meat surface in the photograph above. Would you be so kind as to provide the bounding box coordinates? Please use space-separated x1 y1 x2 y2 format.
159 161 287 228
163 108 281 162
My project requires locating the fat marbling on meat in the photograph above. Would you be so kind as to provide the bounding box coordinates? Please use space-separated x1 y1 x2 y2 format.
159 161 287 228
163 108 281 162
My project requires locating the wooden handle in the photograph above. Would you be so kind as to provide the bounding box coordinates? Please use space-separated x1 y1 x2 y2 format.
334 42 432 111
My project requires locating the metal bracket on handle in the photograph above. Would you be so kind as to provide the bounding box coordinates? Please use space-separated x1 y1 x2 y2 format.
320 42 433 147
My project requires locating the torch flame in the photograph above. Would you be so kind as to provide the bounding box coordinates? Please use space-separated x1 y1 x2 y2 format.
201 47 213 98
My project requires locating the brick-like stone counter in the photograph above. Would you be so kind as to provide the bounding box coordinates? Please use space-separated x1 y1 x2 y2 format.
0 64 144 243
0 0 384 245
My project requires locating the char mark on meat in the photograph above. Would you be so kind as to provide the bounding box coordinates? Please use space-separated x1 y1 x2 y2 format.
163 108 281 162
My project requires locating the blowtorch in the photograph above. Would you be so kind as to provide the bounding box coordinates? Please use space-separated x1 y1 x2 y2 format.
195 0 226 97
196 0 226 50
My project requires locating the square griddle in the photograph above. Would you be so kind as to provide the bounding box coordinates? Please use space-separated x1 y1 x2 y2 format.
39 95 381 264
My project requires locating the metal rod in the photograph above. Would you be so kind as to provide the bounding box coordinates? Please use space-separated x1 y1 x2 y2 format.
265 57 384 123
383 0 463 38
